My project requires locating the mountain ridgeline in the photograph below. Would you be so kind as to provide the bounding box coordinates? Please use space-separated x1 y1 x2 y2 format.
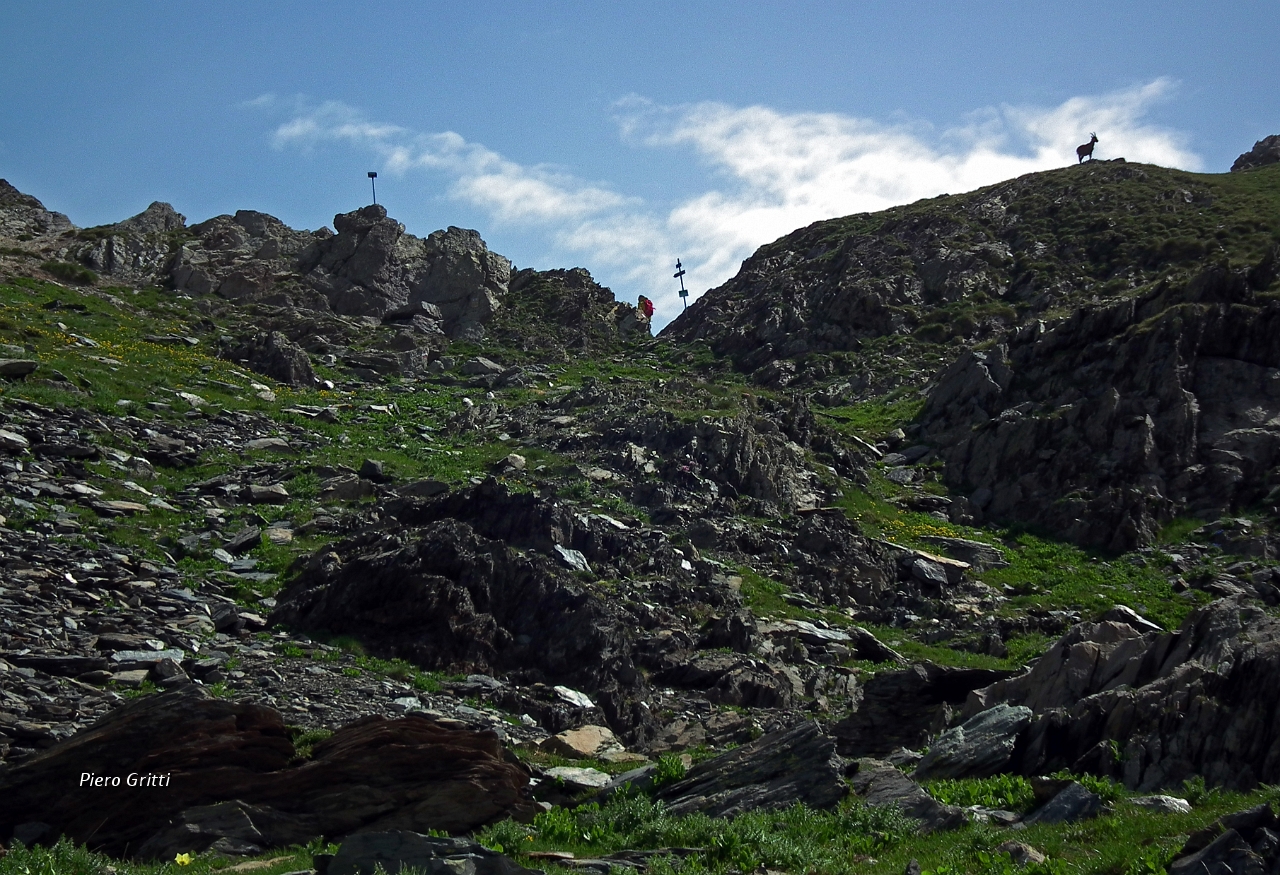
663 158 1280 549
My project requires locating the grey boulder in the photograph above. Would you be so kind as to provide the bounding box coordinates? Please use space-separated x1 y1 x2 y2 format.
1021 782 1104 826
913 703 1032 780
329 831 543 875
653 720 848 817
849 759 968 834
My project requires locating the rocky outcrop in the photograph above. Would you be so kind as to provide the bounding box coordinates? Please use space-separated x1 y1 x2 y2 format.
220 330 317 387
919 260 1280 550
652 721 848 816
270 481 686 741
171 209 326 304
660 161 1205 365
849 758 968 833
72 203 188 284
1168 804 1280 874
0 179 74 240
611 406 821 515
488 268 651 354
0 688 533 858
1232 135 1280 172
298 209 508 337
964 599 1280 791
832 663 1016 757
1021 781 1104 826
912 703 1032 780
328 832 543 875
2 178 511 341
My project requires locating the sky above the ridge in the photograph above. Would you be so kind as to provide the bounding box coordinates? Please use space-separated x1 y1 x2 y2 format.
1 2 1276 328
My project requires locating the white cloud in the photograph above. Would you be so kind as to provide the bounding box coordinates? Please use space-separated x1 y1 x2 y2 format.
266 81 1199 326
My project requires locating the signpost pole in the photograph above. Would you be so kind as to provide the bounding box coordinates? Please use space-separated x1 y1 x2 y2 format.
674 259 689 311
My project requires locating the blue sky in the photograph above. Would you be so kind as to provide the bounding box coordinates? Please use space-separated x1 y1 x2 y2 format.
2 2 1276 327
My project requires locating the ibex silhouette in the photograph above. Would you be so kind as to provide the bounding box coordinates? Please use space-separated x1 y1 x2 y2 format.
1077 133 1098 163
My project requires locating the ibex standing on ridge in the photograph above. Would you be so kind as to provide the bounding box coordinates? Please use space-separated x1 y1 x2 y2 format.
1077 133 1098 163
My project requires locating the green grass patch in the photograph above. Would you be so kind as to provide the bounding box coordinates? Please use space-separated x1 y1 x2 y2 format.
984 533 1193 631
922 774 1036 813
0 837 309 875
478 791 915 874
736 567 812 620
817 391 926 439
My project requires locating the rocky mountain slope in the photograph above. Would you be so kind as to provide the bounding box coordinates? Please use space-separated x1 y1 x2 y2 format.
663 159 1280 551
3 143 1280 875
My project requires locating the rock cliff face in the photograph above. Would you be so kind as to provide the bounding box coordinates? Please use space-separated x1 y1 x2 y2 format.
662 160 1280 548
966 599 1280 792
296 208 509 337
920 259 1280 550
0 179 74 240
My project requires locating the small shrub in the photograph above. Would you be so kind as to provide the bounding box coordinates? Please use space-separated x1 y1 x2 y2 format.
923 774 1036 812
41 261 98 285
290 727 334 760
653 753 688 788
1182 774 1222 807
330 634 366 656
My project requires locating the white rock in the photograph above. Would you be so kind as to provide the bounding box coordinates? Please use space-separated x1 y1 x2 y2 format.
544 766 611 789
553 685 595 709
1128 794 1192 814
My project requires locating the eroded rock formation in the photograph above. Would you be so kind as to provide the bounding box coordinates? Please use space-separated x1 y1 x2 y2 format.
0 688 533 858
966 599 1280 791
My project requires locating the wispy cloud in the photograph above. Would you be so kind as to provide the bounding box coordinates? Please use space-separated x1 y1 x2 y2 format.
265 81 1198 324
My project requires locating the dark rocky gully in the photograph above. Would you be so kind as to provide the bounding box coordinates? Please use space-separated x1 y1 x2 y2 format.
1 144 1280 872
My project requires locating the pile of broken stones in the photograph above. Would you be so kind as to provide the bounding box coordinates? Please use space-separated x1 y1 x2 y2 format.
7 435 1280 869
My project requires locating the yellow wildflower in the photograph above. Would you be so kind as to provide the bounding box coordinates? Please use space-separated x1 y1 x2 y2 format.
174 853 192 866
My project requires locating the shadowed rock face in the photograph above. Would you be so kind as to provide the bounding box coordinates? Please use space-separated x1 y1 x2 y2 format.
270 481 666 741
831 663 1017 758
0 688 533 858
1232 134 1280 172
966 599 1280 792
920 262 1280 550
298 207 508 337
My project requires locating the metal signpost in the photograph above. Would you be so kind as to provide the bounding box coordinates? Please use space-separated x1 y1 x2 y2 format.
368 171 378 205
674 259 688 310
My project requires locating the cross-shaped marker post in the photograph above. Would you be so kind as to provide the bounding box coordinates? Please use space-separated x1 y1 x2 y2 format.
674 259 688 310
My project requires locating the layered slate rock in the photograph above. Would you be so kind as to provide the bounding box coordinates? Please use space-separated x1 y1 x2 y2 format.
651 721 848 817
0 688 533 858
966 599 1280 791
918 260 1280 550
912 703 1032 780
1169 804 1280 874
849 758 968 833
271 480 670 740
1020 781 1104 826
831 662 1016 757
328 832 544 875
